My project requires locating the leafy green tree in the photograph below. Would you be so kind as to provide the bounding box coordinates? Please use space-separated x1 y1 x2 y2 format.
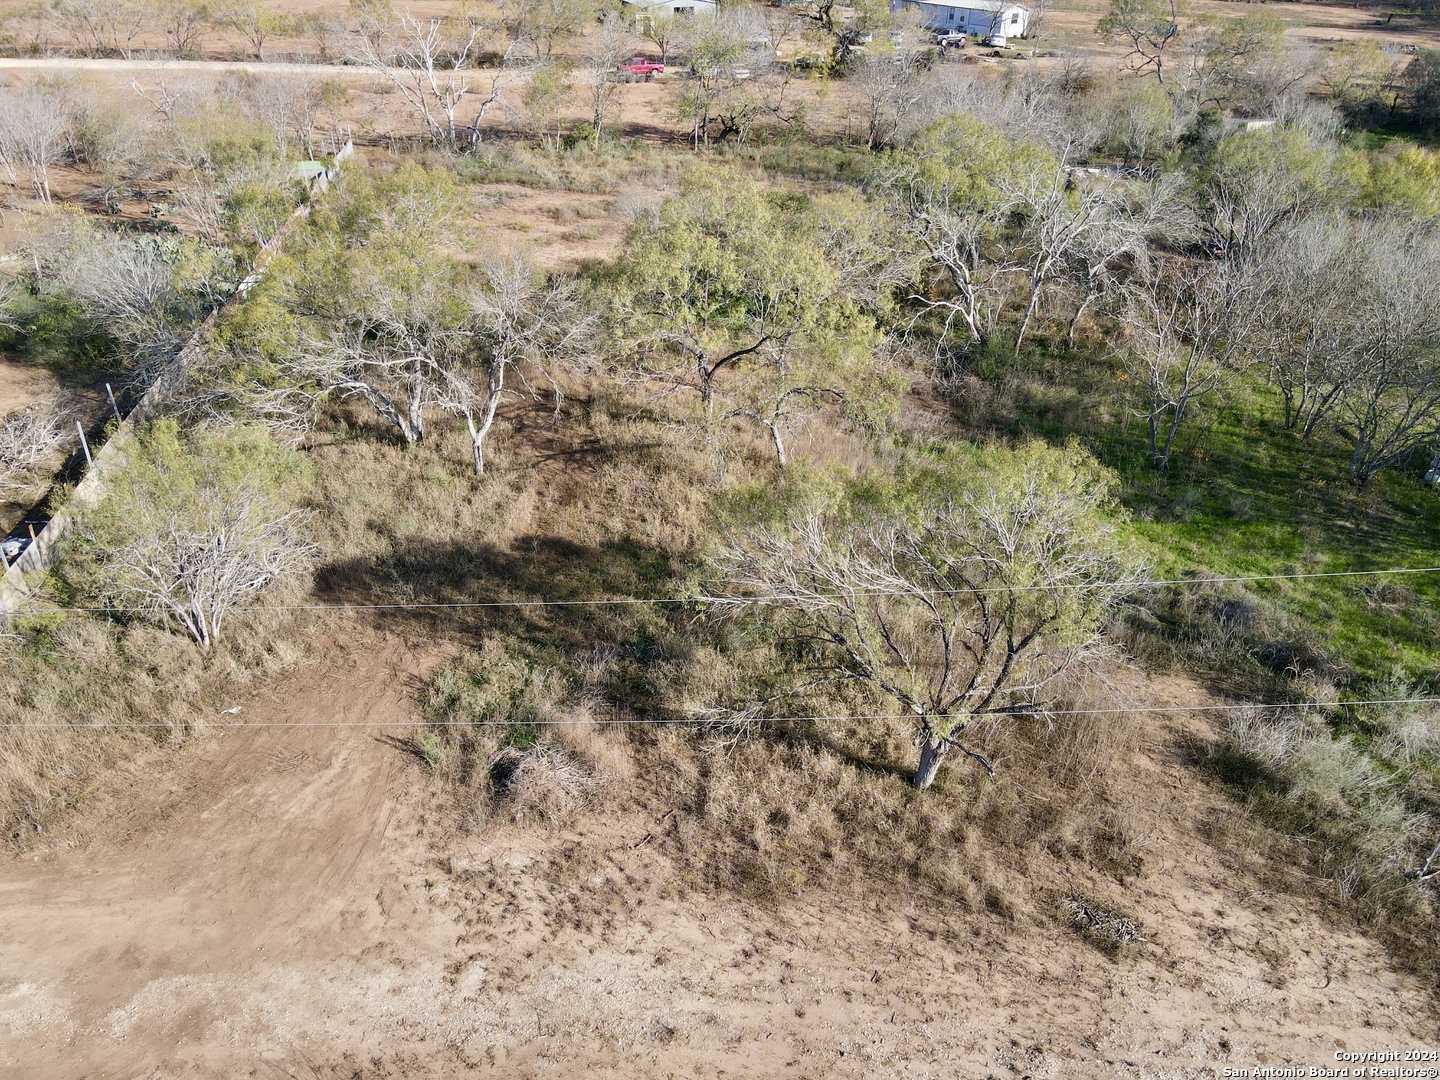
1367 144 1440 221
1320 40 1396 122
708 441 1144 790
639 9 678 65
671 12 749 149
608 168 901 459
214 165 466 445
210 0 298 61
1177 10 1286 111
520 58 573 151
160 107 295 252
1096 79 1174 167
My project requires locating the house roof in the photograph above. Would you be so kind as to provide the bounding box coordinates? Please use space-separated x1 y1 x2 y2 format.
913 0 1027 10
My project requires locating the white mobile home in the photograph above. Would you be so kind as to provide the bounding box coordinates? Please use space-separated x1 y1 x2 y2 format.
621 0 716 26
892 0 1030 41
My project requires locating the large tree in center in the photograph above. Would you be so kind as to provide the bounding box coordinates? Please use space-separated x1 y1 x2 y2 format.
608 168 902 459
707 442 1144 790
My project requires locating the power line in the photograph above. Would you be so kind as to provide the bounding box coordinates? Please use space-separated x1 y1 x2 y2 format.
5 695 1437 729
5 564 1440 617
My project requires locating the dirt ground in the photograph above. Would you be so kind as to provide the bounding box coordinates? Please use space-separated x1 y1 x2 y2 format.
0 620 1429 1079
0 356 55 417
1045 0 1440 56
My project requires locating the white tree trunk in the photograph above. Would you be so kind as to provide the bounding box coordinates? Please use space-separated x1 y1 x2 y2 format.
912 734 950 790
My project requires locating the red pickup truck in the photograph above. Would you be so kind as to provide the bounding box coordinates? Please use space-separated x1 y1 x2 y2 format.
619 56 665 79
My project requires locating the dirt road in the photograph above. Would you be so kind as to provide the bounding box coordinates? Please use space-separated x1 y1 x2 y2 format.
0 56 358 76
0 629 1431 1078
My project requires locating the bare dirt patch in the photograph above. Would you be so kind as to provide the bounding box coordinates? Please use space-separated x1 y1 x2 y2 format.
1048 0 1440 63
0 621 1428 1079
0 357 55 417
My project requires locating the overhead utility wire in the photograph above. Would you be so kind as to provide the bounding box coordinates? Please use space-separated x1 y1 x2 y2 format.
6 695 1438 729
6 564 1440 617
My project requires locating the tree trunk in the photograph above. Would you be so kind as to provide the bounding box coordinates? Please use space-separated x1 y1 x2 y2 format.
699 365 716 417
1016 276 1042 349
912 734 950 790
769 422 787 466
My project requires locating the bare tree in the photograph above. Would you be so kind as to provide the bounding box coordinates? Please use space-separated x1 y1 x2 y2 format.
1005 166 1125 349
1340 223 1440 486
1243 213 1358 438
925 67 1083 157
62 233 198 377
69 81 155 210
0 83 73 203
154 0 210 56
577 11 632 150
0 396 76 500
1120 259 1259 472
292 275 466 446
502 0 593 60
50 0 152 57
1062 173 1194 348
707 443 1143 789
97 501 312 649
851 40 930 151
434 255 593 474
1026 0 1053 39
347 5 501 147
1097 0 1183 85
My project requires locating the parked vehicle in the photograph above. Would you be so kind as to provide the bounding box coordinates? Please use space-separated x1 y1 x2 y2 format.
933 31 967 47
619 57 665 79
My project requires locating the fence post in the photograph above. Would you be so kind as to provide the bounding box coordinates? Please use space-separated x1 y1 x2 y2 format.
105 383 121 424
76 421 92 466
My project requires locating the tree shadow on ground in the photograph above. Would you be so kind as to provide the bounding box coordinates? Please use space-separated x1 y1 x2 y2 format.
311 533 689 654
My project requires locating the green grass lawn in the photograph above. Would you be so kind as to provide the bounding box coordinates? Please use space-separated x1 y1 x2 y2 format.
977 350 1440 688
